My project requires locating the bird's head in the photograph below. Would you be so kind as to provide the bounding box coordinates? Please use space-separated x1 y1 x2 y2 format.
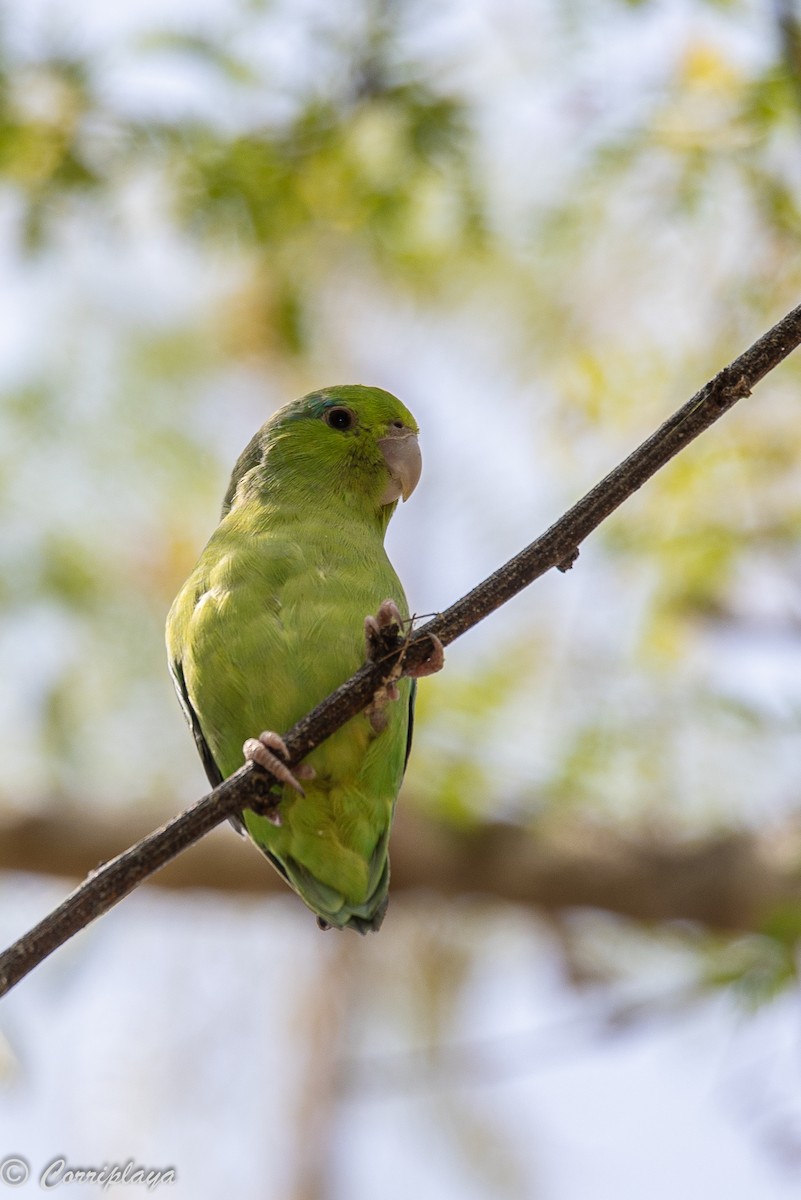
222 385 421 521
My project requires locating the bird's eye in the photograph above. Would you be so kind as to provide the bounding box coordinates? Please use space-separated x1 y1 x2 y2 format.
324 406 356 431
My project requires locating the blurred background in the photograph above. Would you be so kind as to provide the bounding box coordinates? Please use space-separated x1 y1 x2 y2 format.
2 0 801 1195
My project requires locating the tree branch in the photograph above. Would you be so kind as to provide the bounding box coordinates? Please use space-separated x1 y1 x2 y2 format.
1 805 796 931
2 302 801 996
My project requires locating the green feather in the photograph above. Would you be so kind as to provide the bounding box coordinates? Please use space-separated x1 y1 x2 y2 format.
166 385 419 932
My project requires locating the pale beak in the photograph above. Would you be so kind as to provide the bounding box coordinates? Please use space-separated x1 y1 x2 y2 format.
378 427 422 504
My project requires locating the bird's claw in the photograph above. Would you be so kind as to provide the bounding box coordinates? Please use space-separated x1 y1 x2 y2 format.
406 633 445 678
243 731 315 803
364 601 445 732
364 598 405 662
365 597 445 679
364 600 404 731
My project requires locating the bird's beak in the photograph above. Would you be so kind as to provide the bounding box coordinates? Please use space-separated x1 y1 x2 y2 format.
378 427 422 504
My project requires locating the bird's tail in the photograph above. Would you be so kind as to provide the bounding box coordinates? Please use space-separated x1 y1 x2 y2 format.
280 836 391 934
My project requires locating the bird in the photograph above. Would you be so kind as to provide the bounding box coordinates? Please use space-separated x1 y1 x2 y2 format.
166 384 443 933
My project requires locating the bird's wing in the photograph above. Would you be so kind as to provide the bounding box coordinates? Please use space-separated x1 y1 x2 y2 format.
169 656 247 836
403 679 417 778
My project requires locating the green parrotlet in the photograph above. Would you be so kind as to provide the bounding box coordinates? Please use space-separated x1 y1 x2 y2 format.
166 385 443 933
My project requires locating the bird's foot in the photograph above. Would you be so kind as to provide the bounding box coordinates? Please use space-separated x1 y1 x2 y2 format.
364 600 405 730
365 597 445 680
364 599 445 732
405 632 445 678
243 731 316 805
364 598 404 688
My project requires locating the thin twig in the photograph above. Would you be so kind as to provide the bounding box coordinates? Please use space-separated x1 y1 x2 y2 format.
2 302 801 997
